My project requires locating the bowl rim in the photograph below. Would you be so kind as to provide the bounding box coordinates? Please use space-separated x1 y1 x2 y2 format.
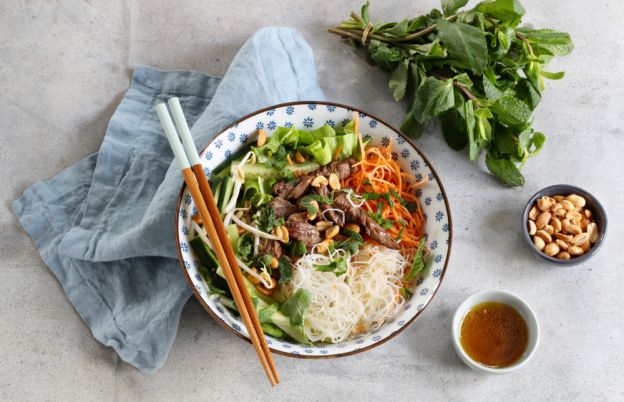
451 289 540 374
521 184 608 266
174 100 453 358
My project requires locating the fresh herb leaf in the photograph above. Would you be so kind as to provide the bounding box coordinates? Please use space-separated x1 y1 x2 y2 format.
442 0 468 16
367 201 394 229
335 228 364 254
236 233 254 258
314 257 348 277
299 194 334 216
255 206 284 233
389 59 409 101
436 19 488 75
281 288 311 328
404 238 426 282
278 256 293 284
485 152 525 186
331 0 573 187
477 0 525 21
289 240 308 258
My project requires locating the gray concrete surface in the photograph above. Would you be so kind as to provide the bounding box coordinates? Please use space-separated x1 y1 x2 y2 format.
2 0 623 401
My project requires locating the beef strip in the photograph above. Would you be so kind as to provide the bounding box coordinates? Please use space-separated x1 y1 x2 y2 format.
285 213 320 248
258 238 282 259
333 192 399 249
271 158 357 200
270 197 300 218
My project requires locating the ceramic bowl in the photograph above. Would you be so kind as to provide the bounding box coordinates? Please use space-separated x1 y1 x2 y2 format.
452 290 540 374
175 101 452 357
522 184 607 265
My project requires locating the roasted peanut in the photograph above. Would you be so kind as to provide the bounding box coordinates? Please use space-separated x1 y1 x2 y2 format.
556 251 571 260
311 175 328 187
270 257 279 269
247 271 261 285
537 196 553 212
587 222 598 243
580 218 590 231
328 173 341 191
566 194 586 208
533 236 546 251
561 199 575 211
316 239 334 254
562 219 582 235
535 212 551 229
553 195 565 202
572 233 589 246
551 217 562 233
554 233 573 242
544 242 560 256
315 221 333 230
554 208 566 218
326 225 340 239
568 246 584 256
528 220 537 236
344 223 361 234
584 209 593 219
566 210 583 222
555 239 569 250
529 206 539 221
579 240 591 253
544 225 554 235
257 129 267 147
535 230 552 243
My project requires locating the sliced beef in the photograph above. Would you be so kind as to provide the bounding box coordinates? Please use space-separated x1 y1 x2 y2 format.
289 175 314 199
310 183 329 197
319 158 357 179
271 197 299 218
285 220 320 248
333 192 399 249
271 158 357 200
321 204 345 226
258 238 282 259
287 211 308 223
272 181 295 199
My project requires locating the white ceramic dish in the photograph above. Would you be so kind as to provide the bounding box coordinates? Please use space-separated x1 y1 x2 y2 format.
175 101 452 357
451 289 540 373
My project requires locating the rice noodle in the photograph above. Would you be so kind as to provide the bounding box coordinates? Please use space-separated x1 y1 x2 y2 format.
287 244 406 343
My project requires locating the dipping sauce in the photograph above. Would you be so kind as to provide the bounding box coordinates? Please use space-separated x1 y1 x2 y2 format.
460 302 528 368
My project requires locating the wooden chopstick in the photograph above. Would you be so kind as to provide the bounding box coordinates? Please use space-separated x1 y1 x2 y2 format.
156 102 279 386
167 97 278 383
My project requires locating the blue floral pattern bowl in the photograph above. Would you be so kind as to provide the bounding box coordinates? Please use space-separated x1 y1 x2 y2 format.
175 101 452 357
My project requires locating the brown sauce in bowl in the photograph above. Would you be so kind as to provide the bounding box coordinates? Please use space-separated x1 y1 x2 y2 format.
460 302 529 368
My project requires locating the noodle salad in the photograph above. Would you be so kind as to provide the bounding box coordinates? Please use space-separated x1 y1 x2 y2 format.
189 116 428 344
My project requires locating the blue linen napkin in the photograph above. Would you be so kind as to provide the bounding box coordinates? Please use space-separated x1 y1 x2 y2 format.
13 27 324 373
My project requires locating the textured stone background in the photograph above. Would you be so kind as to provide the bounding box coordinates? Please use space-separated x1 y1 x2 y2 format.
2 0 623 400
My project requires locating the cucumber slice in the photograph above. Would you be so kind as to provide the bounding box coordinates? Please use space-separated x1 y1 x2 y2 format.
240 161 320 181
218 176 235 213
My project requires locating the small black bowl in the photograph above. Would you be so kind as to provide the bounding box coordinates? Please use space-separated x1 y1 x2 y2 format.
522 184 607 266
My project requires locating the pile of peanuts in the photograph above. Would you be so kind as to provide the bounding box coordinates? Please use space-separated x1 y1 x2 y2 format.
527 194 598 260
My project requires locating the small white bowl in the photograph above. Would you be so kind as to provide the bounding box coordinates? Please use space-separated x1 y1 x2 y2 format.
451 290 540 374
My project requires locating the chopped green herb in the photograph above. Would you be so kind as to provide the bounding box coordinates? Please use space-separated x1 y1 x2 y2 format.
314 257 348 277
299 194 334 216
236 233 254 258
404 238 426 282
281 288 311 328
278 256 293 284
255 206 284 233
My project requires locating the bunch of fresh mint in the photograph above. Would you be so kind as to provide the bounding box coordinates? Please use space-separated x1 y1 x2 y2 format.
330 0 573 186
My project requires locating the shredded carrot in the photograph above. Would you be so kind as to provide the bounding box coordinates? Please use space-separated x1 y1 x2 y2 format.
342 145 427 248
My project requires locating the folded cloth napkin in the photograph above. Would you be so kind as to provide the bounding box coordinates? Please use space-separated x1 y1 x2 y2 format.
13 27 324 373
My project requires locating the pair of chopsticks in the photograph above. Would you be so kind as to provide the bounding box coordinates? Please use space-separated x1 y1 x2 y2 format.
155 98 280 386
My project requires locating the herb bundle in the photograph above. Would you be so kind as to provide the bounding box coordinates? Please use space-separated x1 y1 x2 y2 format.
330 0 573 186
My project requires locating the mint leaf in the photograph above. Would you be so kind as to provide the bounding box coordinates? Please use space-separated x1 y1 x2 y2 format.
440 110 468 150
278 256 293 284
436 19 488 75
486 153 525 186
389 59 409 101
404 238 426 282
517 28 574 56
314 257 348 277
540 70 565 80
464 100 480 161
385 19 410 37
477 0 526 21
442 0 468 16
491 96 531 127
281 289 311 328
415 76 455 123
515 79 541 110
